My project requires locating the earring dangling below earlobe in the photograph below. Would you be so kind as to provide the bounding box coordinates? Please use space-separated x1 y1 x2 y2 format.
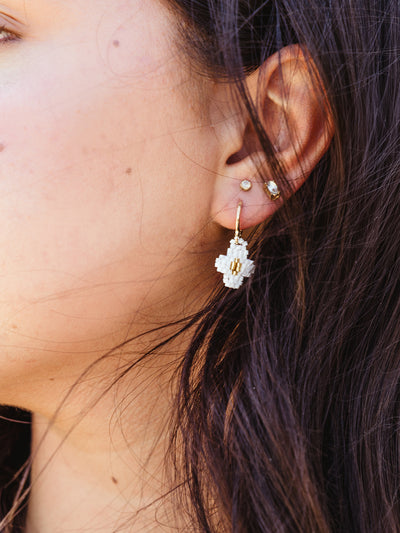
215 202 255 289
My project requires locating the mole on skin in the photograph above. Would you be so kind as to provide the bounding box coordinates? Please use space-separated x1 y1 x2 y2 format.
0 144 5 152
112 40 120 48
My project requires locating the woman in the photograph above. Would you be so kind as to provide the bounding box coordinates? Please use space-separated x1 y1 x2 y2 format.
0 0 398 531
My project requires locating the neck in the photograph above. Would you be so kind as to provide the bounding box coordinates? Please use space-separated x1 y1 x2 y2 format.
25 335 189 533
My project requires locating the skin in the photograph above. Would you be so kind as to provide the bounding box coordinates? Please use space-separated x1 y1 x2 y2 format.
0 0 224 409
0 1 225 531
0 1 331 531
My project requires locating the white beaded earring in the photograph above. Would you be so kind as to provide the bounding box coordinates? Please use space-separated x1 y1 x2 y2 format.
215 202 255 289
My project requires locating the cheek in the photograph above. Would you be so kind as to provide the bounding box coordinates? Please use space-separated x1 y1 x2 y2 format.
0 87 134 292
0 35 217 356
0 1 178 294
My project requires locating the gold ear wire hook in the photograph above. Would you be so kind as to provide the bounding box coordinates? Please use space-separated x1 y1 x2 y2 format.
234 201 242 244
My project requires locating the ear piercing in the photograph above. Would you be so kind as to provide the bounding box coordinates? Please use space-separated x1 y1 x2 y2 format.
239 178 280 201
216 179 280 288
215 201 255 289
240 179 252 192
264 180 281 200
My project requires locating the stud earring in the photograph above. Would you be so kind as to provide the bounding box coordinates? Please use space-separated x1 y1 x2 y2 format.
240 179 252 192
215 201 255 289
264 180 281 200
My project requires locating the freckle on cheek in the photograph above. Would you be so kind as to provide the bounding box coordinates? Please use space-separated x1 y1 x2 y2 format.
125 168 132 175
0 144 5 152
113 40 120 48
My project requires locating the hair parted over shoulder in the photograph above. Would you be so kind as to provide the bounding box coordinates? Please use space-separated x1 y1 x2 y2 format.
163 1 400 532
0 1 400 532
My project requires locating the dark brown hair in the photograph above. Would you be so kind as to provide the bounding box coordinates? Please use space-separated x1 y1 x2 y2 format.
165 1 400 531
2 1 400 531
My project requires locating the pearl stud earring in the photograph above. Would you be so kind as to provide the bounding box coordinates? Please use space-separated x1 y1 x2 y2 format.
240 179 252 191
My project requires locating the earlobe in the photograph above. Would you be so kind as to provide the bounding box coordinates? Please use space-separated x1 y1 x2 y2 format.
210 44 333 231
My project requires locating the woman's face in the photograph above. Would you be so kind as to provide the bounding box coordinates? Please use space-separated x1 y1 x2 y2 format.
0 0 222 404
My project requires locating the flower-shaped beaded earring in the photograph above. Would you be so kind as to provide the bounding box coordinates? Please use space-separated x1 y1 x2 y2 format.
215 201 255 289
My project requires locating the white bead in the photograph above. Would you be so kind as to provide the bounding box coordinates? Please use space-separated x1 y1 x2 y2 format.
215 238 255 289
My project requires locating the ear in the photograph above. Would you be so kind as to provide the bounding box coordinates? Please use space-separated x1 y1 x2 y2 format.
210 44 333 230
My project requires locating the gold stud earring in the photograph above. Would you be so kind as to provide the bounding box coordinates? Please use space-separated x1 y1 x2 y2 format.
240 179 252 192
215 201 255 289
264 180 281 200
